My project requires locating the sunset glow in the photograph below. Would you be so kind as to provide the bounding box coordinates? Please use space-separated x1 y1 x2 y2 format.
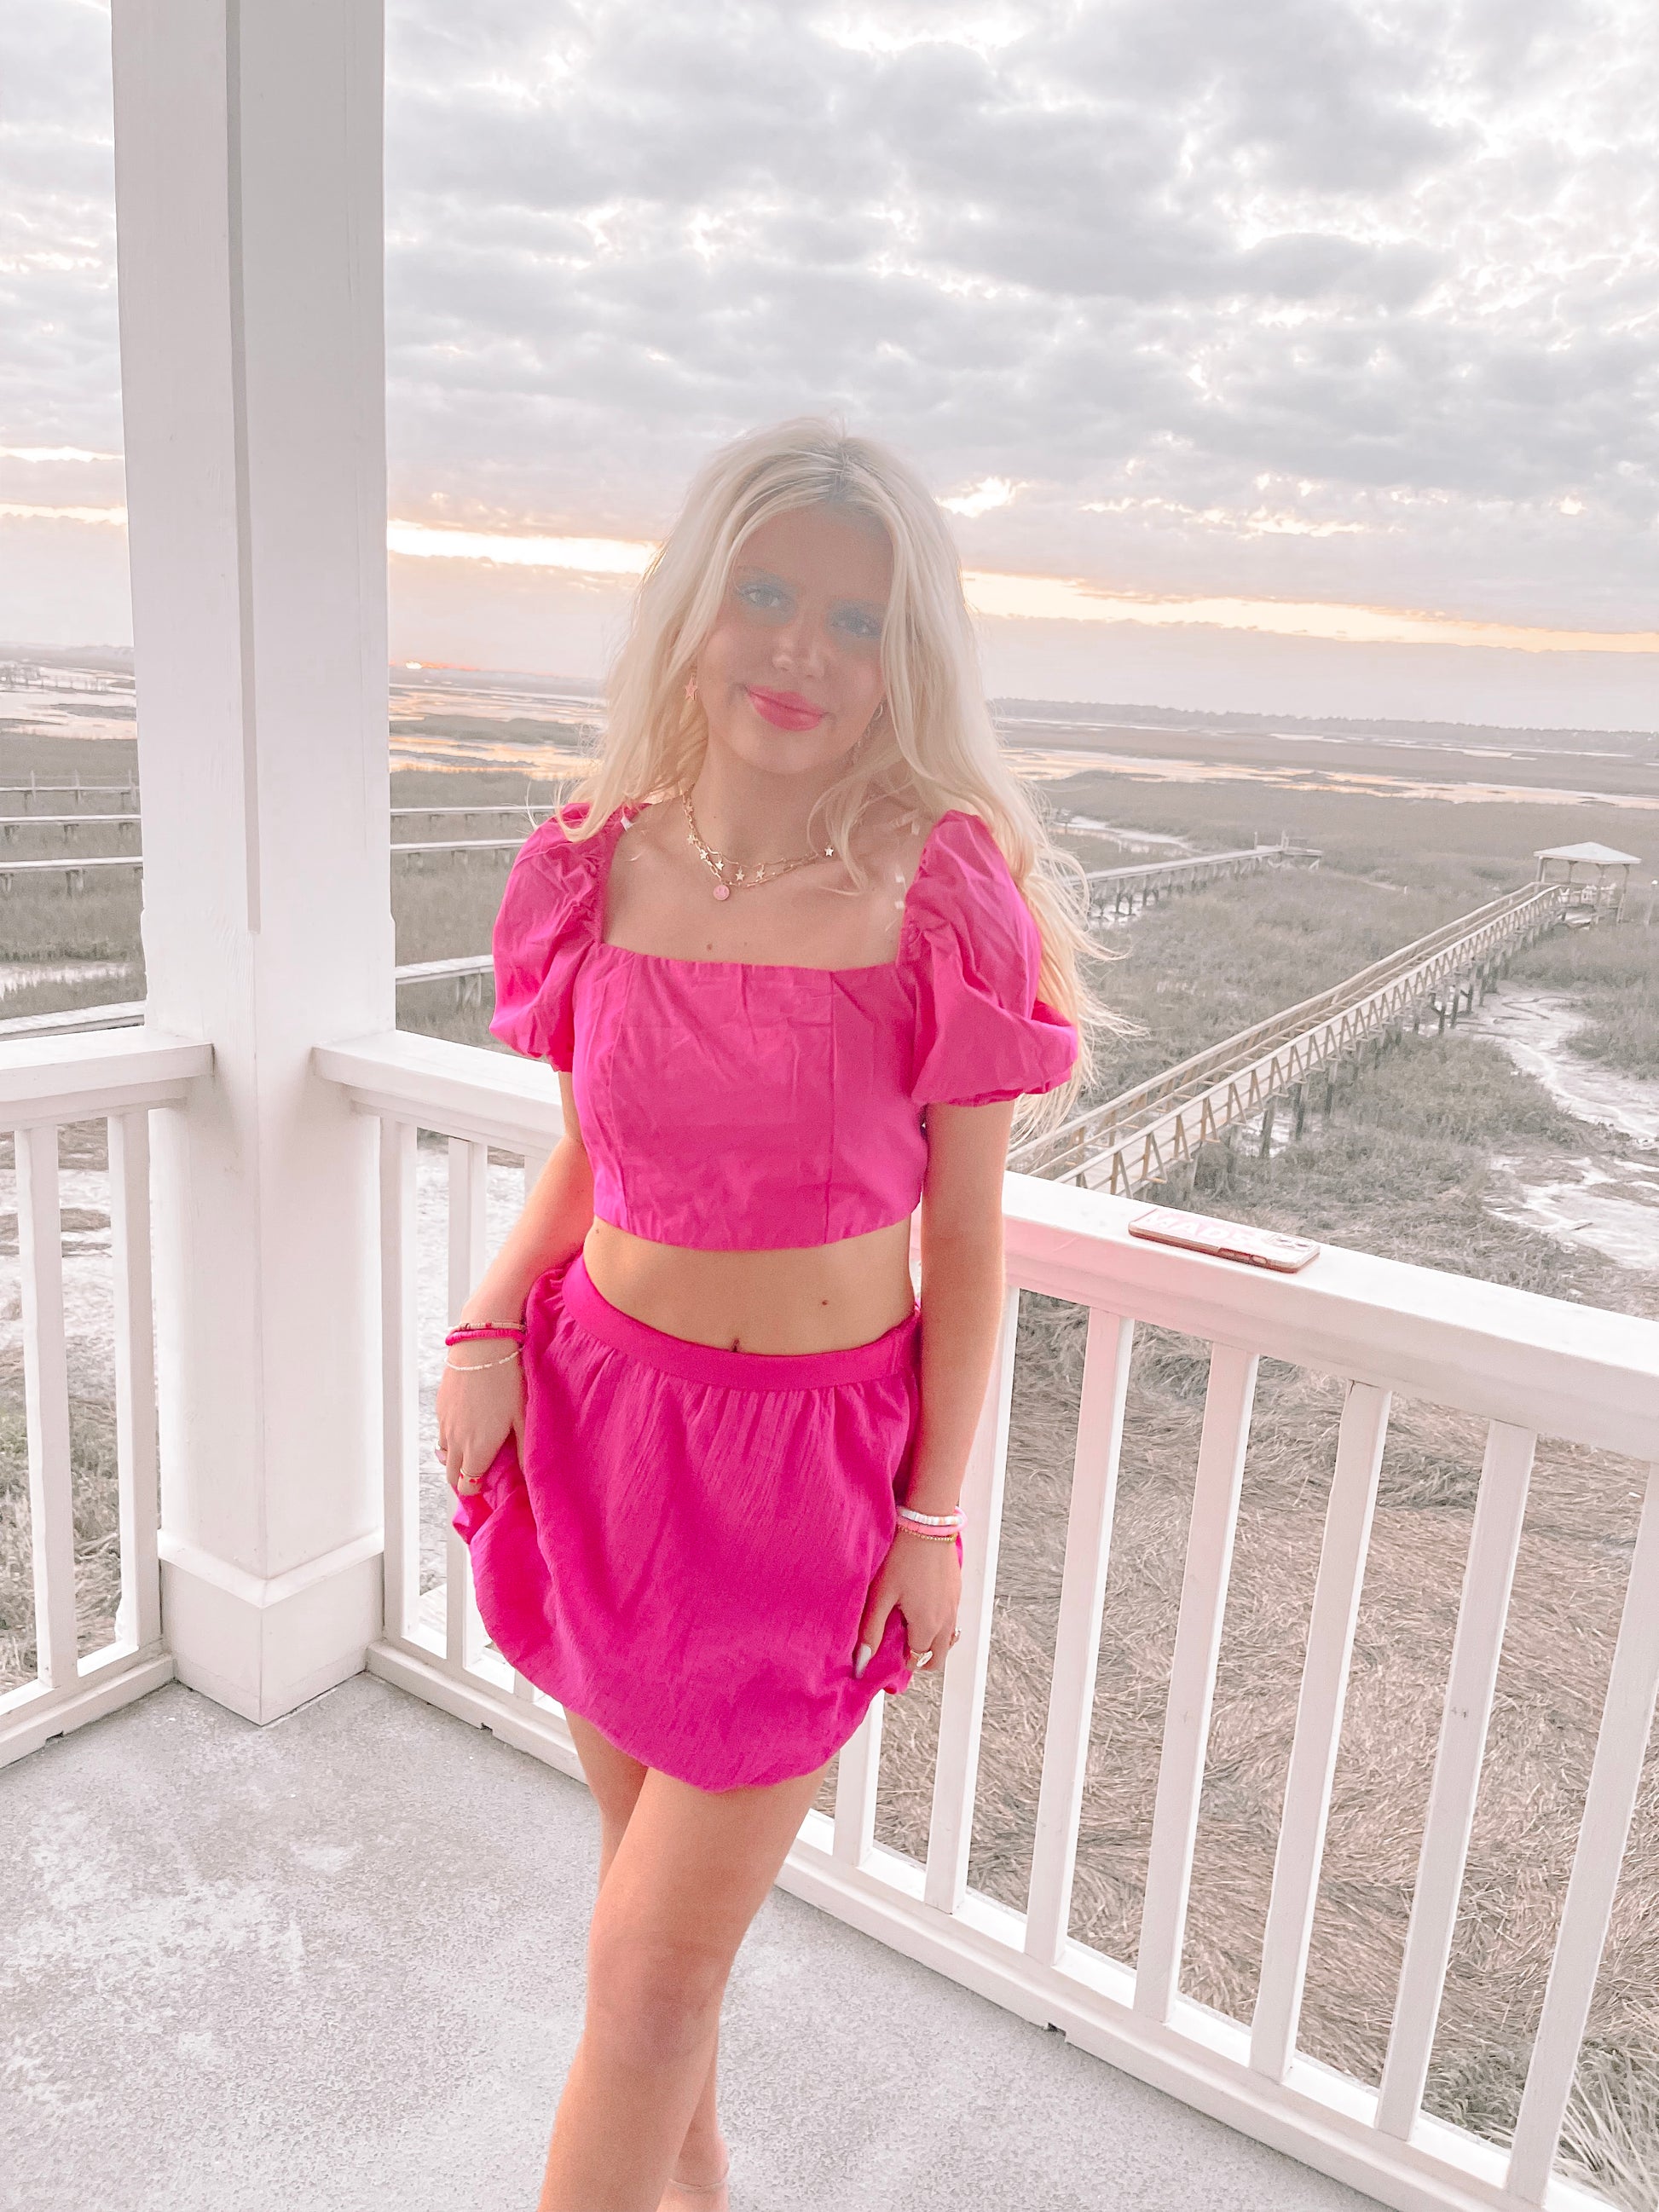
384 519 1659 659
7 502 1655 665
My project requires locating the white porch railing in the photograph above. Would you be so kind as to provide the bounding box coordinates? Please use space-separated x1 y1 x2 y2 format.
319 1029 1659 2212
0 1029 211 1766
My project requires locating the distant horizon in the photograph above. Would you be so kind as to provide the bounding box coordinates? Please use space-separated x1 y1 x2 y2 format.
3 639 1653 748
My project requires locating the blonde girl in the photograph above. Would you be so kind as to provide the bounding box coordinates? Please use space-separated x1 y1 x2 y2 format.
436 419 1101 2210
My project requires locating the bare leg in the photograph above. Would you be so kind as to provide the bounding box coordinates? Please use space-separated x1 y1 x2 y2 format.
539 1719 828 2212
567 1715 725 2202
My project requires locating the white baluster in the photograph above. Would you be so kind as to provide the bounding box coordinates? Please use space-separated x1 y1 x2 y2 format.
16 1123 78 1691
444 1136 489 1673
512 1141 550 1701
1135 1340 1260 2021
923 1285 1019 1915
1251 1381 1391 2078
1025 1308 1135 1966
1375 1420 1535 2137
1506 1458 1659 2201
379 1117 419 1643
833 1695 884 1868
109 1109 161 1652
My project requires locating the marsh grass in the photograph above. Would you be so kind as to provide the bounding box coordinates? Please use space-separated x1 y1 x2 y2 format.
1056 762 1659 1094
1506 919 1659 1080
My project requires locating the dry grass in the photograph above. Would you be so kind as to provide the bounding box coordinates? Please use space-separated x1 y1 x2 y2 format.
1507 918 1659 1081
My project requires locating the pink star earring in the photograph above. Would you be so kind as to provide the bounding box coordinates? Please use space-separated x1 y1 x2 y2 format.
685 673 698 700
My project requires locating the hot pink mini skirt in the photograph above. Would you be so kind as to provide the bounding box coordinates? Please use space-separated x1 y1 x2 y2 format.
451 1250 928 1792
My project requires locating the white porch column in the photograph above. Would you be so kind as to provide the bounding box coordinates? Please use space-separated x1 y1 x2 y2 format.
112 0 392 1721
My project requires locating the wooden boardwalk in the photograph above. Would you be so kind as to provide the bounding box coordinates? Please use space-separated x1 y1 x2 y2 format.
1 821 1309 902
1009 881 1569 1193
0 956 502 1041
1084 840 1317 921
0 833 545 888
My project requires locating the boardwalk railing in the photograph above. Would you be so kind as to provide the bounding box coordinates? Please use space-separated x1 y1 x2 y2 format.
0 1028 211 1767
0 837 540 890
1013 883 1568 1190
1084 840 1317 921
321 1027 1659 2212
0 957 501 1046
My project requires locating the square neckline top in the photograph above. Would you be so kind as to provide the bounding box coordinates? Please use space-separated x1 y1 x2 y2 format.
592 800 966 979
489 796 1080 1249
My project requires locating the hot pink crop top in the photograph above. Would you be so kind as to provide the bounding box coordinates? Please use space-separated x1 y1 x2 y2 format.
489 800 1079 1251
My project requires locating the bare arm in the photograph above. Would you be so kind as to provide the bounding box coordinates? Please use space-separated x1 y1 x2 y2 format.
853 1097 1014 1678
456 1072 594 1326
905 1098 1014 1512
437 1073 593 1493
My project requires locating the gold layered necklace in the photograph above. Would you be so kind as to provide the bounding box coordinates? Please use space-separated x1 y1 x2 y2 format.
679 789 839 901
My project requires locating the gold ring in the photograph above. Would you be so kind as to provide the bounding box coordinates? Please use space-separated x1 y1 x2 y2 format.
906 1648 933 1666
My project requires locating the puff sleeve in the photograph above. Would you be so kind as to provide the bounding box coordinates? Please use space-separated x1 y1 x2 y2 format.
904 813 1080 1106
488 804 605 1068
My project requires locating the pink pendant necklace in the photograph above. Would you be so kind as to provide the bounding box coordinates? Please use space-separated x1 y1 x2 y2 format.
679 790 837 901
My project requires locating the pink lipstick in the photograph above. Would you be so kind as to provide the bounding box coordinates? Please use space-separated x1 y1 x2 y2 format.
745 685 825 731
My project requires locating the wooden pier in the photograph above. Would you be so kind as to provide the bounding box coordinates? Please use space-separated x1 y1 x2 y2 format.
1083 840 1316 923
0 835 538 890
0 954 501 1041
2 816 1315 901
1010 881 1569 1193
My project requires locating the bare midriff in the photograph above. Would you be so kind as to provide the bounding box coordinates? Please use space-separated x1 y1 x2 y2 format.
581 1215 917 1354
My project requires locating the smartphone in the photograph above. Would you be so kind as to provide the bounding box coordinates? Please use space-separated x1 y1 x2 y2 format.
1126 1205 1321 1273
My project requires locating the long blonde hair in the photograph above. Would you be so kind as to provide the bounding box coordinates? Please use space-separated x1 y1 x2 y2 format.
564 417 1119 1111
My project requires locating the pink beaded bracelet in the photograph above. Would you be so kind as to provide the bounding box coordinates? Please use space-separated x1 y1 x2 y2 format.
444 1323 525 1348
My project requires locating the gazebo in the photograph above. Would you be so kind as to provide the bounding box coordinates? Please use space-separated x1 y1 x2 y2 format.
1533 841 1644 920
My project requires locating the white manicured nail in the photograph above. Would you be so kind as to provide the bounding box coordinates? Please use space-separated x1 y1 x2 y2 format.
853 1643 872 1678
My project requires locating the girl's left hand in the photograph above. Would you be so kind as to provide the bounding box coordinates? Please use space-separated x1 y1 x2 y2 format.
853 1530 962 1681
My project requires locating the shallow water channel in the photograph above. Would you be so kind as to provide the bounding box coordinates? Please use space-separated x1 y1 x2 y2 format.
1463 985 1659 1273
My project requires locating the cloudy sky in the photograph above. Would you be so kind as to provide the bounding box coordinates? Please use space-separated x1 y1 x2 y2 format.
3 0 1656 725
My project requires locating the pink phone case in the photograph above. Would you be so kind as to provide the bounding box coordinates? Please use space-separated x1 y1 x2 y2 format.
1126 1206 1321 1273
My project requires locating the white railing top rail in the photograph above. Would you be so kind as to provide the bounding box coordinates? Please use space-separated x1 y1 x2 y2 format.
1003 1174 1659 1464
321 1029 1659 1464
318 1029 558 1155
0 1025 211 1124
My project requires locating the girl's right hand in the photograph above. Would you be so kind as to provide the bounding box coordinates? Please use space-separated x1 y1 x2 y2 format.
436 1346 525 1498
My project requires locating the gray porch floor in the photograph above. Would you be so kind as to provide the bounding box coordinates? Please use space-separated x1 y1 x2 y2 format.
1 1675 1377 2212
